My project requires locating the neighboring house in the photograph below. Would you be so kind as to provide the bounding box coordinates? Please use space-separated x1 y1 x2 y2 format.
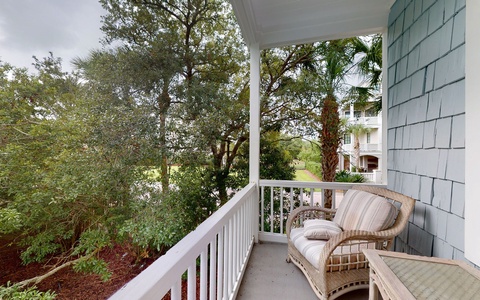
339 102 382 174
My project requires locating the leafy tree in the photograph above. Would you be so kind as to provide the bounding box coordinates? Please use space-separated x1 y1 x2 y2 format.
99 0 233 191
0 55 155 285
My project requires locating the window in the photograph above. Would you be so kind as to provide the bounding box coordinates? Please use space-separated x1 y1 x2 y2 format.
344 134 351 144
367 132 371 144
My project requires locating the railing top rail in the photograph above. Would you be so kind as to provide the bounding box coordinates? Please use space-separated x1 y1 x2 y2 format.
259 180 386 189
110 183 257 300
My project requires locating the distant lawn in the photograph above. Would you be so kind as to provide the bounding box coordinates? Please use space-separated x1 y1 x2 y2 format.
295 169 320 182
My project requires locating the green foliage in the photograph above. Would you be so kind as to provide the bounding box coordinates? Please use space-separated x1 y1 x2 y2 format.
0 56 146 272
305 161 322 178
119 166 218 258
0 208 22 234
234 131 296 184
73 257 111 282
335 170 367 183
0 283 56 300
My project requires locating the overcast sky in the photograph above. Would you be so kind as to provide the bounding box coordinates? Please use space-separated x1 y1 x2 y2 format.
0 0 106 73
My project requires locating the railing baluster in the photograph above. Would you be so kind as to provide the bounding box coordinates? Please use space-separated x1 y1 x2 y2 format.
188 263 196 300
232 213 237 281
200 247 207 300
227 218 233 296
171 280 181 300
334 189 337 207
321 190 325 207
290 186 294 213
260 186 264 232
280 187 284 234
209 236 216 300
270 186 274 233
217 229 224 300
310 188 315 206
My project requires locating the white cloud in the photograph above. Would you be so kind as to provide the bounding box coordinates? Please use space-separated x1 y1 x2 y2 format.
0 0 105 73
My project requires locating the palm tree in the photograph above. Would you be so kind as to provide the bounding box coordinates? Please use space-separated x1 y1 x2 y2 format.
350 34 383 113
314 39 359 208
346 123 371 171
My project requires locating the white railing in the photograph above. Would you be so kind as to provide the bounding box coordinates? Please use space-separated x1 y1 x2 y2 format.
352 172 374 181
347 116 380 126
342 143 381 152
110 183 258 300
258 180 386 243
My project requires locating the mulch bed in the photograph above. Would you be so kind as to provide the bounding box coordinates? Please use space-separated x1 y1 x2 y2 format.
0 235 155 299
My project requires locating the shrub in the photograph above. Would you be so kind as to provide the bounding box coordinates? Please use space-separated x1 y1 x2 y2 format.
335 170 367 183
0 283 56 300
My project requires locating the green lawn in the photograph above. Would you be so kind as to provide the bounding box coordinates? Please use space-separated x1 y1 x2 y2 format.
295 169 320 182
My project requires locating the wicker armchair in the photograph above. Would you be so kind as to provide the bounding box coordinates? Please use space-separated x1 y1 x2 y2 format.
286 185 415 300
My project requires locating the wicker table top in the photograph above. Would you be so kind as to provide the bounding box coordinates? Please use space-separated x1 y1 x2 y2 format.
364 250 480 300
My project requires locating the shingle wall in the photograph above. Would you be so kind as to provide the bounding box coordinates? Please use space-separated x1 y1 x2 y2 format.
387 0 465 259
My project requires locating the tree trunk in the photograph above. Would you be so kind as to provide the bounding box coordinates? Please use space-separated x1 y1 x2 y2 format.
319 94 341 208
159 82 171 193
353 135 360 171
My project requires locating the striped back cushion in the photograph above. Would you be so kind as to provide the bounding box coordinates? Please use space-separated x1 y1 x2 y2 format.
333 189 397 231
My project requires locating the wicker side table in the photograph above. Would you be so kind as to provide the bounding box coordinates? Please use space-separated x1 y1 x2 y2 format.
363 249 480 300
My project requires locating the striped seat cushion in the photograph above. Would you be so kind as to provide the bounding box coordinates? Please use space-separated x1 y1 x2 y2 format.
333 189 397 231
291 228 374 271
303 219 342 240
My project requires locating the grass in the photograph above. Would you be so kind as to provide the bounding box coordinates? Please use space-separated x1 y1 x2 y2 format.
295 169 316 181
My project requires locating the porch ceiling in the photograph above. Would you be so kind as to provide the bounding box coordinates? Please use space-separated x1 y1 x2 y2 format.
229 0 395 49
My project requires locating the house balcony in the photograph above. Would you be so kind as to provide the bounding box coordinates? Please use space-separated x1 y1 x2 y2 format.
110 181 384 300
342 143 382 153
346 117 380 127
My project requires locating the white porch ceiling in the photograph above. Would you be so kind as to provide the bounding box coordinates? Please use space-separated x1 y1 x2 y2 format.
229 0 395 49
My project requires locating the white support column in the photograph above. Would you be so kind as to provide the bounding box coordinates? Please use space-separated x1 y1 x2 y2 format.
249 44 260 184
249 44 260 243
349 103 355 121
381 29 388 185
465 0 480 266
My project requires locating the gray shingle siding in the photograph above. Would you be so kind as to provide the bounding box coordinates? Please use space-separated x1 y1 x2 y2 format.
388 0 465 258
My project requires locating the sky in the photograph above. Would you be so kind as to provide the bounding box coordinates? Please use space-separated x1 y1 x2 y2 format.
0 0 106 74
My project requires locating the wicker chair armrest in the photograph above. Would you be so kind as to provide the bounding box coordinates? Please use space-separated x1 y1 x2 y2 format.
317 229 393 274
286 206 336 237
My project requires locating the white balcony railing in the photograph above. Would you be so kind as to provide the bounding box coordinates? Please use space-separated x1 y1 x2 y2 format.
342 143 381 152
110 183 258 300
347 116 380 126
258 180 385 243
109 181 386 299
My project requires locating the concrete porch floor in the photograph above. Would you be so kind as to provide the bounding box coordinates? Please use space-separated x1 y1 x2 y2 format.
237 242 369 300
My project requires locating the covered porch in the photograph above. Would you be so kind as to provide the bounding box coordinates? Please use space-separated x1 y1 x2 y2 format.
110 0 479 298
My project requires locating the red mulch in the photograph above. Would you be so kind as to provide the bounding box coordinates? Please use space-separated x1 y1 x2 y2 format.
0 235 156 299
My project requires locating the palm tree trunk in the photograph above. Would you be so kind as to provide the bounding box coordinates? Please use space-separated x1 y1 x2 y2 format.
319 94 341 208
354 135 360 171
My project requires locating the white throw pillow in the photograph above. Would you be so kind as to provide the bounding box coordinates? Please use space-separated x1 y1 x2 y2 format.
303 219 342 240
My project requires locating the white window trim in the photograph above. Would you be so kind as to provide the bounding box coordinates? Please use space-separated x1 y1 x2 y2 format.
465 0 480 266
